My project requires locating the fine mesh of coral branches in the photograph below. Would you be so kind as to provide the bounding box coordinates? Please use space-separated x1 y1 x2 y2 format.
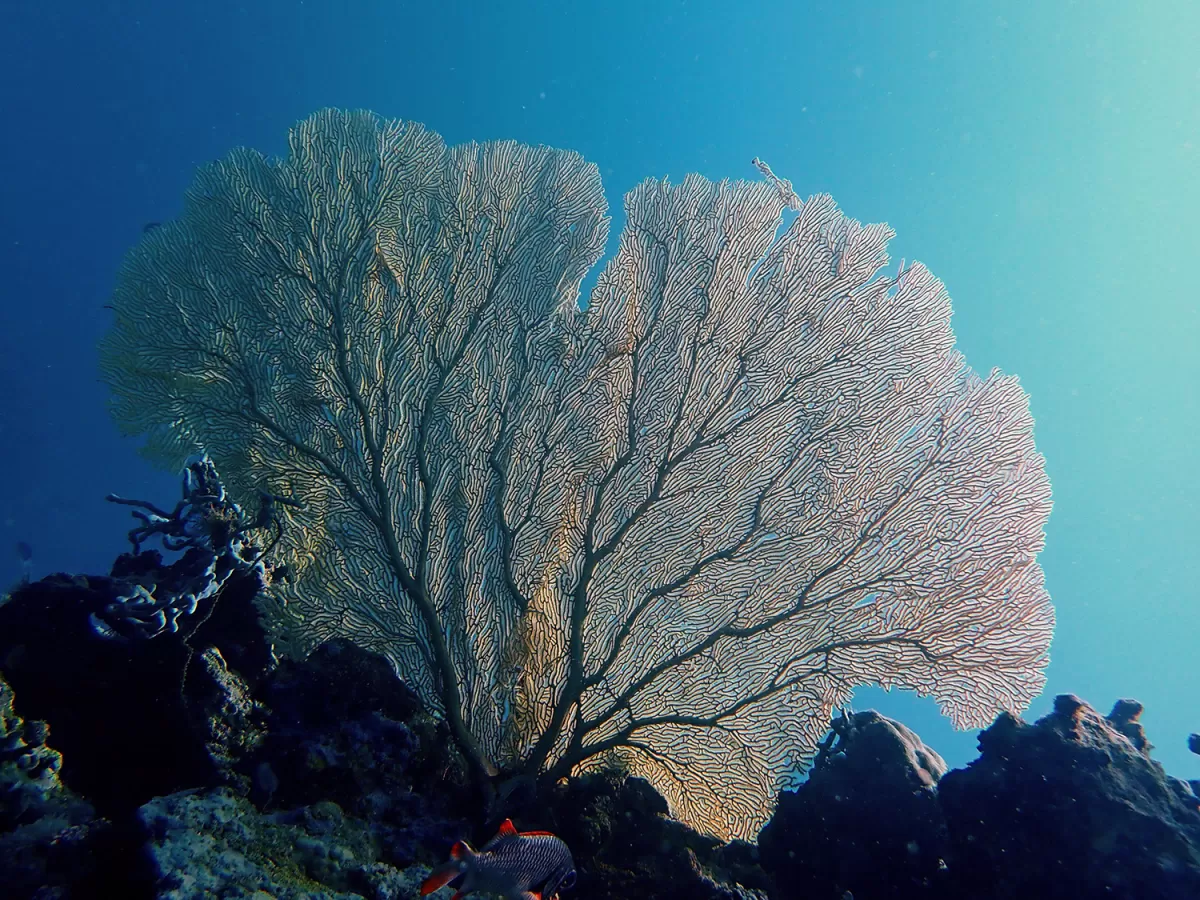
99 108 1053 841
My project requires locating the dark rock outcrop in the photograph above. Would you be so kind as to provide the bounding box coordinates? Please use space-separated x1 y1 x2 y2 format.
541 769 771 900
937 694 1200 900
758 710 949 900
252 639 467 868
0 552 274 818
0 673 116 899
758 697 1200 900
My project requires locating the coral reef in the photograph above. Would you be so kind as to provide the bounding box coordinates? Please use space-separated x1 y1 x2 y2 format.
0 551 764 898
0 465 1195 897
540 771 771 900
3 553 1200 899
100 108 1054 840
0 456 284 817
251 640 465 867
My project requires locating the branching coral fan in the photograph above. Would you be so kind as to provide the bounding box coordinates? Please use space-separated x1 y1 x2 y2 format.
99 109 1054 840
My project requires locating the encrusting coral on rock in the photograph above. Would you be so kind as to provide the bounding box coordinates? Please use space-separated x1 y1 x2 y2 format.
0 674 113 895
138 788 417 900
0 458 280 817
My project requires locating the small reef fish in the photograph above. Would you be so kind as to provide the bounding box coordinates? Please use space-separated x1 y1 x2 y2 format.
15 541 32 585
420 818 576 900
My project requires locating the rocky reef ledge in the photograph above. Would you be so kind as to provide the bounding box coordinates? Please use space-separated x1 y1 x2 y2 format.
2 540 1197 898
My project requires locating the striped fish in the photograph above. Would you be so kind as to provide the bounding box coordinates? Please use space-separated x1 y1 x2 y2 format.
420 818 577 900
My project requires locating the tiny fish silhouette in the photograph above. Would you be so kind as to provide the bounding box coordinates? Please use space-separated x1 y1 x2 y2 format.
15 541 32 585
421 818 576 900
142 222 162 233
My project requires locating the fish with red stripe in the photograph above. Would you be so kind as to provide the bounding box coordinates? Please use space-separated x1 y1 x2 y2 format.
420 818 577 900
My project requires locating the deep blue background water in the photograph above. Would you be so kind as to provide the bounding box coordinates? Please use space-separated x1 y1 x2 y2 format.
1 1 1196 784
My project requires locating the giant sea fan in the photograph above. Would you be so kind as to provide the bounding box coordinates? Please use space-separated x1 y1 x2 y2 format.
99 109 1053 840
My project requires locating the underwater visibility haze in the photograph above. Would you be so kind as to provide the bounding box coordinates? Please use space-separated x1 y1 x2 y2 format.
0 1 1198 896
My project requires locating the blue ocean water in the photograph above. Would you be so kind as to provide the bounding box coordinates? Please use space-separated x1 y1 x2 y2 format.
0 0 1196 791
